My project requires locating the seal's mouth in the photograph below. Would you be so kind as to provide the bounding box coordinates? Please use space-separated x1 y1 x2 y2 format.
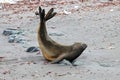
81 43 87 49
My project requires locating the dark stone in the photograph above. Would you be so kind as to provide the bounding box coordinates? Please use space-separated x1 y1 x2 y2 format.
26 47 39 53
2 28 21 36
49 33 64 36
35 11 39 15
8 37 15 43
15 38 25 43
3 29 13 36
8 35 16 43
3 28 26 44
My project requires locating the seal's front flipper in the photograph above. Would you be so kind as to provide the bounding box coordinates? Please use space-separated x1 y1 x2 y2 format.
51 53 67 64
71 61 78 66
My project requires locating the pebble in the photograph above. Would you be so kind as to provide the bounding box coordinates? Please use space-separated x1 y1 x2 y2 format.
49 33 64 36
8 35 15 43
3 28 26 44
3 29 14 36
26 47 39 53
8 35 25 43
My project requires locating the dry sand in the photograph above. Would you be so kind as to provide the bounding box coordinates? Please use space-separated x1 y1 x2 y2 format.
0 1 120 80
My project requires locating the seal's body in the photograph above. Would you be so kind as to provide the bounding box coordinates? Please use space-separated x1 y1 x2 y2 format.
37 7 87 64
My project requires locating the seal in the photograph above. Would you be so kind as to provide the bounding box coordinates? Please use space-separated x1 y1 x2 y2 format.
37 7 87 65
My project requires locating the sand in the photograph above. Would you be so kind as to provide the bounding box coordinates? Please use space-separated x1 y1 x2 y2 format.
0 0 120 80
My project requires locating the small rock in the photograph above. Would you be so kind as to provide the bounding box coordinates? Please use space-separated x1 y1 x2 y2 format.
8 37 15 43
3 28 26 44
63 10 71 15
49 33 64 36
16 38 23 43
26 47 39 53
3 28 23 35
110 9 114 12
8 35 16 43
15 36 25 43
98 62 112 67
35 11 39 15
8 35 26 43
46 71 52 75
2 70 11 75
74 6 79 10
3 29 13 36
108 46 115 49
0 57 5 62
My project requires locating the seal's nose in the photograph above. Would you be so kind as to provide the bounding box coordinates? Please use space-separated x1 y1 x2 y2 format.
81 43 87 49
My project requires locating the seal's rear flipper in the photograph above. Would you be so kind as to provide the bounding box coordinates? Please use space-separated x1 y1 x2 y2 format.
39 7 45 22
45 8 57 21
39 6 57 22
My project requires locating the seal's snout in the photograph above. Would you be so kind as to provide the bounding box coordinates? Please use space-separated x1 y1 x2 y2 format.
81 43 87 49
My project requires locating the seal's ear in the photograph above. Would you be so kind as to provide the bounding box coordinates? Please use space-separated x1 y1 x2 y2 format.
45 8 57 21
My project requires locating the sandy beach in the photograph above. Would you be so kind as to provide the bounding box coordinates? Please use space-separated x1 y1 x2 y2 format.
0 0 120 80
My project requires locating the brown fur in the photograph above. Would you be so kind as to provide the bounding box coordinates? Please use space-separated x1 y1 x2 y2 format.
37 7 87 65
